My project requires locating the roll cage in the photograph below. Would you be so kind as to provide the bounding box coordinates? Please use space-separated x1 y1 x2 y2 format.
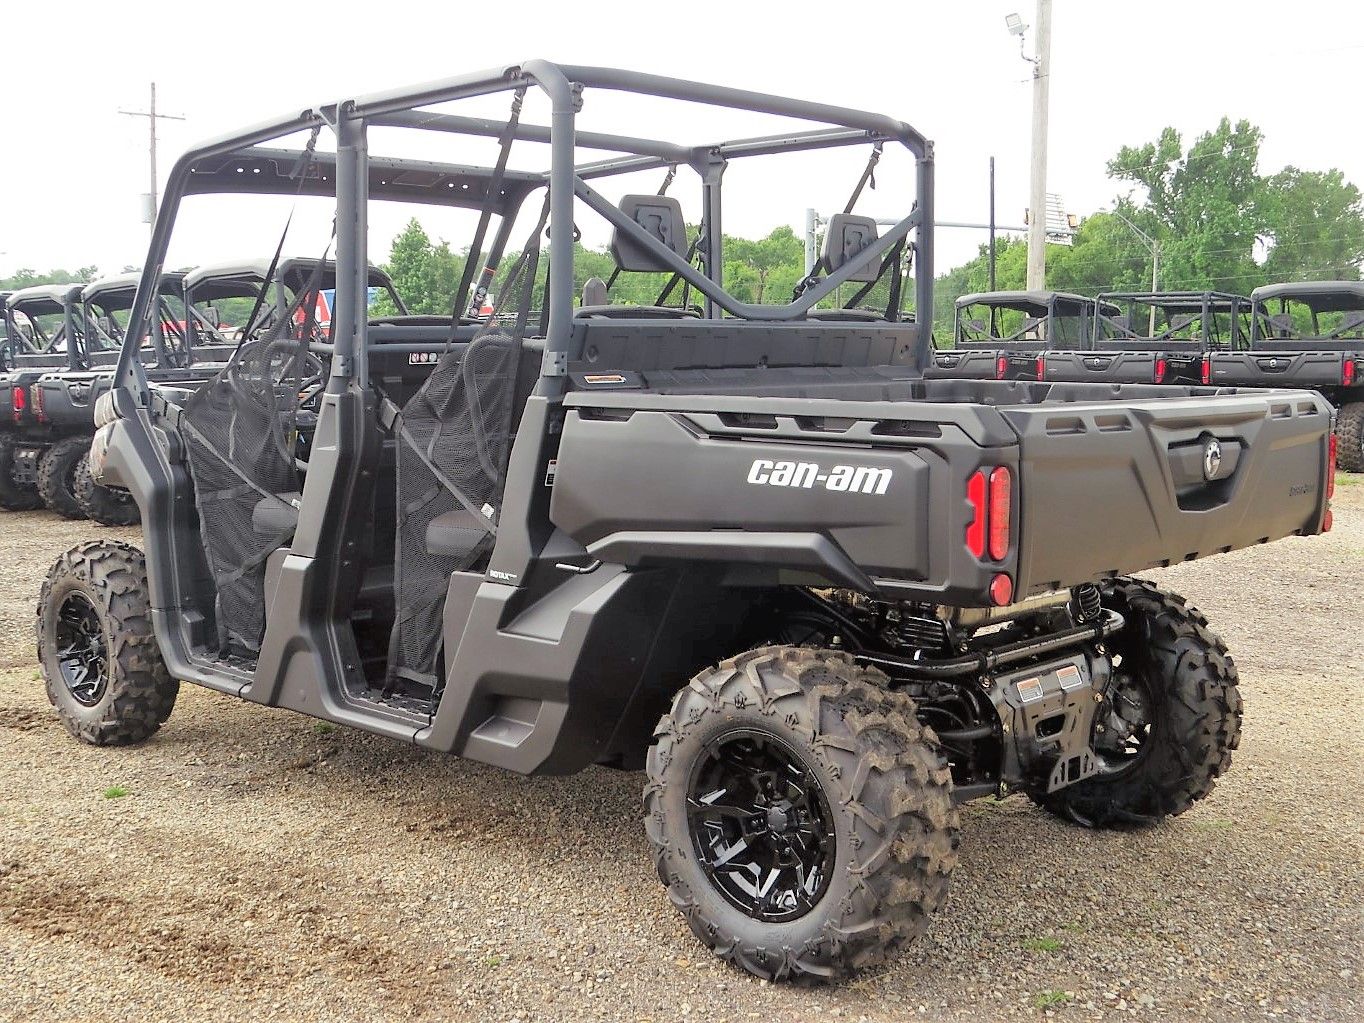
1094 291 1251 350
82 272 191 368
1250 281 1364 343
952 291 1103 347
113 60 935 396
2 283 85 370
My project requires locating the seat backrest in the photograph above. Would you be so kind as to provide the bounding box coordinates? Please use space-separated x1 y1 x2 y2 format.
582 277 608 306
609 195 687 272
823 214 881 283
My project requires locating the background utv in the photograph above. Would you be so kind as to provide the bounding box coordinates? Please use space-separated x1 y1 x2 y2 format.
37 61 1332 982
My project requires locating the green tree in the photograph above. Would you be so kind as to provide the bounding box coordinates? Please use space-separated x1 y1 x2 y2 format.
374 218 467 315
1259 167 1364 282
1 265 99 290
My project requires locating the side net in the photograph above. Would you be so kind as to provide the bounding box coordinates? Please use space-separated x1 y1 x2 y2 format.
389 246 540 684
179 337 312 654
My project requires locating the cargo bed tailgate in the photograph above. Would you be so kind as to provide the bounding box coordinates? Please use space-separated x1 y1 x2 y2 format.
1005 391 1331 596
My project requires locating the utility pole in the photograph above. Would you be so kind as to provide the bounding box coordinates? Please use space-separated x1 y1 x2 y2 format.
119 84 185 237
1026 0 1052 290
988 157 997 292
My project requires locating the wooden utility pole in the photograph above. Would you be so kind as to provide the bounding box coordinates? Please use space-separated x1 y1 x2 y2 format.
119 84 185 237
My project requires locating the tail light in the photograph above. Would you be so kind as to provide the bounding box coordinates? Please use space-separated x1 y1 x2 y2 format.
11 385 25 423
1035 355 1045 381
1325 432 1337 532
965 471 987 557
31 385 45 423
1154 357 1167 383
990 573 1014 606
995 356 1008 380
1200 355 1212 385
988 467 1012 559
966 466 1015 567
1344 359 1356 387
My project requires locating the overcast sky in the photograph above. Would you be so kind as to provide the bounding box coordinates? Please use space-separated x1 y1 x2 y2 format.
1 0 1359 283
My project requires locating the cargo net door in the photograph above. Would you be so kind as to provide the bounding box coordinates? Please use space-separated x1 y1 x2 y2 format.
389 250 539 684
179 337 316 654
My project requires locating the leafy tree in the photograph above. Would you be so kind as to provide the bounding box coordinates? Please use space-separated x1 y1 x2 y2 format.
1 266 99 290
1259 167 1364 282
373 218 466 316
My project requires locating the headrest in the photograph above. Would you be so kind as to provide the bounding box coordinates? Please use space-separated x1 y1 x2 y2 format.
823 214 881 283
581 277 608 306
610 195 687 272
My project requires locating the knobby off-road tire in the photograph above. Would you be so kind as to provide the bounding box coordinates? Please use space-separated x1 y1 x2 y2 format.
37 435 91 519
1031 577 1242 828
1335 402 1364 473
645 646 959 982
36 541 177 745
0 433 43 510
73 452 140 526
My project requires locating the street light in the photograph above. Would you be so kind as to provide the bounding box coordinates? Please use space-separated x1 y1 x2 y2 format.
1008 4 1051 290
1109 210 1162 334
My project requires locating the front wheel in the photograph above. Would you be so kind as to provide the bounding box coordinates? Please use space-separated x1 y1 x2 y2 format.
74 452 140 526
645 647 959 982
1030 578 1241 827
36 541 177 745
37 435 91 519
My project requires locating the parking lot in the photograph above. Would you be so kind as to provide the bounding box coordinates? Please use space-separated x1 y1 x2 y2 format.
1 492 1360 1023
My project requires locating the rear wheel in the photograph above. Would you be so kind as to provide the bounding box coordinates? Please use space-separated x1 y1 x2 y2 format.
1030 578 1241 827
37 435 90 519
0 433 43 510
73 453 140 526
1335 402 1364 473
36 541 176 745
645 646 958 981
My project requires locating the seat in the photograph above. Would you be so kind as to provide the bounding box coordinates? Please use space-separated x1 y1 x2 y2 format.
252 492 301 536
425 508 490 560
573 197 698 320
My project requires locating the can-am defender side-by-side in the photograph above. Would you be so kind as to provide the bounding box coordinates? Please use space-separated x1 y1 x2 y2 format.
927 290 1107 381
1041 291 1252 386
39 62 1332 982
1 283 87 511
1208 280 1364 470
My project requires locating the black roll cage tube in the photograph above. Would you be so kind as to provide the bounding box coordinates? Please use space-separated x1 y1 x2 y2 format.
115 60 935 397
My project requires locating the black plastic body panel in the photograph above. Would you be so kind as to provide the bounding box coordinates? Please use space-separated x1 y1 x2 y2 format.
549 382 1331 608
1005 392 1331 595
924 348 1002 379
1208 350 1349 389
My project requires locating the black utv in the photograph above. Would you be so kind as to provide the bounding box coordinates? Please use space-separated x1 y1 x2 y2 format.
1042 291 1252 386
0 283 87 511
927 290 1105 381
1207 280 1364 470
39 62 1333 983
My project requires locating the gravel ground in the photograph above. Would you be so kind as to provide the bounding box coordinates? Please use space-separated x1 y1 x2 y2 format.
1 488 1360 1023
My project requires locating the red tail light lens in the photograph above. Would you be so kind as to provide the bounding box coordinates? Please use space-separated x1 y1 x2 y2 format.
1344 359 1356 387
995 356 1008 380
11 385 26 422
1154 357 1167 383
990 573 1014 606
1035 355 1046 380
967 467 1014 564
1328 433 1337 500
988 467 1012 559
966 471 986 557
1200 355 1212 385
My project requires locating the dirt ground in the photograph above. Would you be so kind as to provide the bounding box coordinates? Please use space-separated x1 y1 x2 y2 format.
1 487 1360 1023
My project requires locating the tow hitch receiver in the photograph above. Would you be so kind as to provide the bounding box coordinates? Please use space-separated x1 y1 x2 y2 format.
990 653 1111 793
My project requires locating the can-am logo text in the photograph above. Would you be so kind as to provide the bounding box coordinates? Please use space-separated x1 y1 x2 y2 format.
746 459 892 495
